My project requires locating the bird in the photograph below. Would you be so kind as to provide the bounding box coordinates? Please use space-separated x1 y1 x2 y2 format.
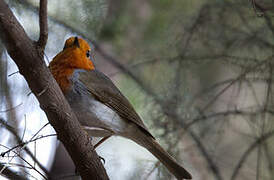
49 36 192 180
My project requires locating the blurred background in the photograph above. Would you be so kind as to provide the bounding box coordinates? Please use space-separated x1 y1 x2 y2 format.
0 0 274 179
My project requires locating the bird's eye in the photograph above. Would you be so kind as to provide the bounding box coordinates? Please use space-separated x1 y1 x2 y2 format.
86 50 91 58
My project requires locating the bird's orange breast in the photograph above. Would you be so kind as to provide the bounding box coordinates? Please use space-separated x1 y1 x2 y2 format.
49 64 74 92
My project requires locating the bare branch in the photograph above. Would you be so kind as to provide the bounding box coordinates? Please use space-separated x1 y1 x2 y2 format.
185 108 274 130
231 130 274 180
1 133 56 158
201 54 274 112
37 0 48 50
0 144 47 179
0 118 49 176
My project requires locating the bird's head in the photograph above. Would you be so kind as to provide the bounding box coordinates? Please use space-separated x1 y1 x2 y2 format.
50 36 95 71
49 37 95 92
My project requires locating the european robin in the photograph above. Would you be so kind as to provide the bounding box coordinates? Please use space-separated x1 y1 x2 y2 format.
49 37 192 179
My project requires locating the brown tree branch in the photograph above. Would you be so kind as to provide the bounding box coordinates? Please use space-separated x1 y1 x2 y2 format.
0 1 108 179
37 0 48 50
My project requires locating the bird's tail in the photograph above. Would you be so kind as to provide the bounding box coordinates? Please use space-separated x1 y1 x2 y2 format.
130 131 192 179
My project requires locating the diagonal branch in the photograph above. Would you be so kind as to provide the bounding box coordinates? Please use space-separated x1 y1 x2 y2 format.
37 0 48 50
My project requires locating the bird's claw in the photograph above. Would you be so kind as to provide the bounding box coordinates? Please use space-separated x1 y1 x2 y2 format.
99 155 105 164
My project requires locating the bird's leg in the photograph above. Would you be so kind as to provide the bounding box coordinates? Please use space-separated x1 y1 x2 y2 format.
94 136 111 164
94 136 111 149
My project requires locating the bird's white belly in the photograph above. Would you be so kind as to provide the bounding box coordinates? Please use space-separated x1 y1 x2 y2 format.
89 100 128 134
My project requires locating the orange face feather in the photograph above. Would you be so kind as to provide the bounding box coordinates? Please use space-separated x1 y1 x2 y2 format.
49 37 95 92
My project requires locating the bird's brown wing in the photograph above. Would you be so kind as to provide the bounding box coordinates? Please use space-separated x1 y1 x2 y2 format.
78 70 154 138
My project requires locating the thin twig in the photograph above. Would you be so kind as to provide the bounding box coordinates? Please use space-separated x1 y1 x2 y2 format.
184 108 274 131
263 143 274 177
0 118 50 175
37 0 48 50
162 106 223 180
10 147 47 179
30 123 50 141
231 130 274 180
1 134 56 158
201 54 274 112
8 71 19 77
0 103 23 113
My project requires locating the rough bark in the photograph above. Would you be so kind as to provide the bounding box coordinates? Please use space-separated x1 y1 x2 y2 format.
0 1 109 179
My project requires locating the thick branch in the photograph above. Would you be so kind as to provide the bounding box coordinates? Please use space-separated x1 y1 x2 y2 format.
37 0 48 50
0 1 108 179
